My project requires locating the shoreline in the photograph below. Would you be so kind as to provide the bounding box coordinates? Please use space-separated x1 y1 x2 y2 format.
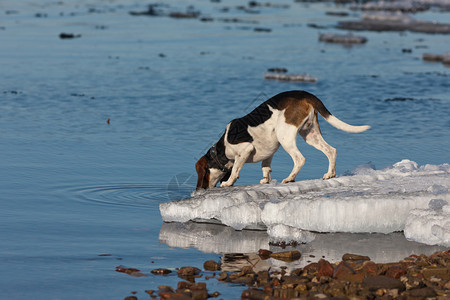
122 250 449 299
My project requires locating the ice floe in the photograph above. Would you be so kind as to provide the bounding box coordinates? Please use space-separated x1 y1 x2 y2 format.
264 72 318 82
337 12 450 34
160 160 450 246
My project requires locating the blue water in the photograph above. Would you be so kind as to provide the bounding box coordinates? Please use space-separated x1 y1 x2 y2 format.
1 0 449 299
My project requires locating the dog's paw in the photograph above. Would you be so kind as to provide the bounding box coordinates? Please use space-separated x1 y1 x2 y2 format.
322 173 336 180
220 181 232 188
281 178 294 184
260 178 270 184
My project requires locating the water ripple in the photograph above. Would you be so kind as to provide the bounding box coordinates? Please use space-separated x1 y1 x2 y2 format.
66 183 178 208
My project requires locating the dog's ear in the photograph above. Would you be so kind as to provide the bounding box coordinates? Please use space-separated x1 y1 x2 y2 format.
195 156 209 190
220 169 231 183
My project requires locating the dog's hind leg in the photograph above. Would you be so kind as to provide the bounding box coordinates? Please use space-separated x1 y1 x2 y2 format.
300 117 337 180
277 124 306 184
260 155 273 184
220 143 255 187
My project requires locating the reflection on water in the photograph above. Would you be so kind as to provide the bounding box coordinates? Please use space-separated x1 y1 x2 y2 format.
159 221 447 272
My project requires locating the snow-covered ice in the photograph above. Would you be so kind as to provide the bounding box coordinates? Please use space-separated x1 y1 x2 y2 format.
404 199 450 247
160 160 450 246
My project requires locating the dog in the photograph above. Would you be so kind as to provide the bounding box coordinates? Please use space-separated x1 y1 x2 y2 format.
195 90 370 190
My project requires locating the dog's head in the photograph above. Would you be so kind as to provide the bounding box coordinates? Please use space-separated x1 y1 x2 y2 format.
195 156 210 190
195 155 231 190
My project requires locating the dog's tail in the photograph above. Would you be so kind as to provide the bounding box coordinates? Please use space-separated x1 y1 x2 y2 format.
311 97 371 133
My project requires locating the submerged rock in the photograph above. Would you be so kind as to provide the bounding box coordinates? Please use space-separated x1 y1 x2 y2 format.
423 52 450 66
269 250 301 262
338 13 450 34
350 1 431 13
319 32 368 44
342 253 371 262
203 260 221 271
59 33 81 39
115 265 148 277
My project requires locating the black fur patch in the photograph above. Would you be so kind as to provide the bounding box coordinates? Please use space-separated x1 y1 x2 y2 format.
226 91 327 144
226 91 308 144
227 97 276 144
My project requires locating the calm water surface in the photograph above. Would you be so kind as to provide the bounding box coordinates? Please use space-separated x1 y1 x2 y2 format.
1 0 449 298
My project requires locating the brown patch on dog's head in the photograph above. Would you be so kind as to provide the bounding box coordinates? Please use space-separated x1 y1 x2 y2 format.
195 156 210 190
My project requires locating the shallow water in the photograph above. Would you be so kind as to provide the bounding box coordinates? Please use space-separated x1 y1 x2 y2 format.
1 0 449 299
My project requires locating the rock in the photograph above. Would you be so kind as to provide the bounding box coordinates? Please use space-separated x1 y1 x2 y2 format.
423 52 450 65
317 259 334 279
151 268 172 275
217 272 228 281
269 250 301 262
338 15 450 34
59 33 81 39
159 292 192 300
303 262 319 274
177 266 202 281
385 266 407 279
360 261 378 277
319 33 367 44
257 270 270 285
158 285 175 293
242 288 278 299
169 11 200 19
267 68 288 73
254 27 272 32
115 265 148 277
408 287 438 298
333 261 365 283
177 266 201 277
422 267 450 281
342 253 371 262
176 282 208 300
362 275 405 292
203 260 220 271
257 249 272 259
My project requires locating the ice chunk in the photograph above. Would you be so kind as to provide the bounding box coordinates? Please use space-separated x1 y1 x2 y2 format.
404 202 450 247
392 159 418 172
264 72 318 82
160 160 450 243
427 184 448 195
428 198 448 210
267 224 316 244
351 161 376 175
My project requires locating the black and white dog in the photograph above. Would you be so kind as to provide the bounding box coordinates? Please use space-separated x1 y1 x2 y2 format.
195 90 370 190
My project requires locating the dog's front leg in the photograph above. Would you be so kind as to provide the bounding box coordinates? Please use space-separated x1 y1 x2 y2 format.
220 144 255 187
260 155 273 184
